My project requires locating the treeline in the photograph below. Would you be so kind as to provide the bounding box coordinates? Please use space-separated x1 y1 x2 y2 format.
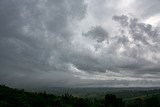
0 85 160 107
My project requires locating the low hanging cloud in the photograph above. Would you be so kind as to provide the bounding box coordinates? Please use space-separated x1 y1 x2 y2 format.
1 0 160 88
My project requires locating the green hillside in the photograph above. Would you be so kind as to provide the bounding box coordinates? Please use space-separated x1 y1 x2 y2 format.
0 85 160 107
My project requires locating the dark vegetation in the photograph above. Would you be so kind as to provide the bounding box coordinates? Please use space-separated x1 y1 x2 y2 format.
0 85 160 107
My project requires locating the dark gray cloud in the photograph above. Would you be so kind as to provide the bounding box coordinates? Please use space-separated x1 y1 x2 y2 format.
0 0 87 87
113 15 129 27
0 0 160 88
84 26 108 42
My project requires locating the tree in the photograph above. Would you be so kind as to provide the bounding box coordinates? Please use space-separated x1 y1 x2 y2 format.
105 94 124 107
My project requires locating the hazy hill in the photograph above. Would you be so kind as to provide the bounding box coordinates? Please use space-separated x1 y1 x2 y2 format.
0 85 160 107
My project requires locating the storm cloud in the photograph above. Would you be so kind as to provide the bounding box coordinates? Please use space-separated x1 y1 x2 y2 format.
0 0 160 88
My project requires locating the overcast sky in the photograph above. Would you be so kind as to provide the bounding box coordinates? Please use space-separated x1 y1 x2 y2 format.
1 0 160 88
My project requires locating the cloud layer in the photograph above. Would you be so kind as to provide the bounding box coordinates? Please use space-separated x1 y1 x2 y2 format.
0 0 160 88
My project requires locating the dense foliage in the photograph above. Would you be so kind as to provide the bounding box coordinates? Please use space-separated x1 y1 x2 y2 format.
0 85 160 107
